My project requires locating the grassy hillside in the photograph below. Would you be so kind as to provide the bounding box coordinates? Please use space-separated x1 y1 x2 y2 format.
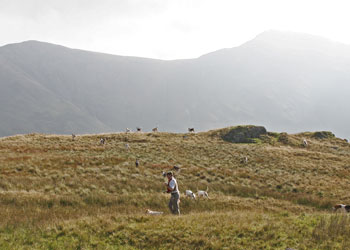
0 127 350 249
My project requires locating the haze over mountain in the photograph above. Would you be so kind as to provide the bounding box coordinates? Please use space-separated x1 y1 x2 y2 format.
0 30 349 138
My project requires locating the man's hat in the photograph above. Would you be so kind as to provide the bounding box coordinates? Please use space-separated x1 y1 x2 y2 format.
166 171 173 176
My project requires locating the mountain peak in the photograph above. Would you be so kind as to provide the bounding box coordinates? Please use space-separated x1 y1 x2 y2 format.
245 30 342 51
19 40 48 44
200 30 343 59
0 40 68 52
254 29 314 39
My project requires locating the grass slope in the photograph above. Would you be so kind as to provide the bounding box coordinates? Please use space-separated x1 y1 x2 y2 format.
0 128 350 249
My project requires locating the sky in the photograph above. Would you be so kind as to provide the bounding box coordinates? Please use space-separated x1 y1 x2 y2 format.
1 0 350 59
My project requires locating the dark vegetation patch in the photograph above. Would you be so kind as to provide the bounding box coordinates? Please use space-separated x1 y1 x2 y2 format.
312 131 335 139
221 125 267 143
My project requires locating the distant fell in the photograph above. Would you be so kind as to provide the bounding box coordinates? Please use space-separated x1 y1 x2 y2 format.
1 31 350 138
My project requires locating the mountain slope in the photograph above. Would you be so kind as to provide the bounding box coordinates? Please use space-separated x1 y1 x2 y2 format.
1 31 350 138
0 53 110 135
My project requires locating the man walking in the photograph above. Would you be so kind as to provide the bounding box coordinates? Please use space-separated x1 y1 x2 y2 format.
165 171 180 215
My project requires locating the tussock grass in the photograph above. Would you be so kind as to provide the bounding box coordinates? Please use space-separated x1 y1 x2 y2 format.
312 215 350 249
0 128 350 249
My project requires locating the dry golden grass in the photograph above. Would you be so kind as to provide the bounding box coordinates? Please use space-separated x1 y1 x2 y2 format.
0 128 350 249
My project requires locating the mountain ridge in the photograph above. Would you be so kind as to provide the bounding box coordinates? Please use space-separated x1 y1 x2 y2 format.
4 29 348 60
1 30 349 138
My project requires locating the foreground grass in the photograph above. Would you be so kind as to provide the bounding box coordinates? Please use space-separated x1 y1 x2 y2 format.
1 212 350 250
0 128 350 249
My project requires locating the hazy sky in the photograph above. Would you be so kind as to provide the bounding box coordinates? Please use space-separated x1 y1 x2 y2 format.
1 0 349 59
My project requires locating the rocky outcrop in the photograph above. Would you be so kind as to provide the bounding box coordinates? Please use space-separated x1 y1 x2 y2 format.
222 125 267 143
312 131 335 139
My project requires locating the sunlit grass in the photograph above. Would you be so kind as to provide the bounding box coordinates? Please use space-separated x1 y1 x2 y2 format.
0 129 349 249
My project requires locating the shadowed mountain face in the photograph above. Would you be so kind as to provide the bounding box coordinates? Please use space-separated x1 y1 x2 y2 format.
0 30 350 138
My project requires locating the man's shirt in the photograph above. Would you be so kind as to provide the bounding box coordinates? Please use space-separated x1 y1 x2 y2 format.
168 178 179 193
